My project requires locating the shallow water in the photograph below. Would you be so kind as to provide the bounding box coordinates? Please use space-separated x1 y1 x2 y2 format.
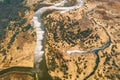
38 54 53 80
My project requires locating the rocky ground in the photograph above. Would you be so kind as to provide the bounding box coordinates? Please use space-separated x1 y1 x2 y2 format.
43 0 120 80
0 0 39 79
0 0 120 80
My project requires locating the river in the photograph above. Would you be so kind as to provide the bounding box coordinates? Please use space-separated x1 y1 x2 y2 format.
32 0 112 79
0 0 111 80
32 0 84 79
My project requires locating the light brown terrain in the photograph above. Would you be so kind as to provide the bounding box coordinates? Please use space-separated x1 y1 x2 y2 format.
43 0 120 80
0 0 38 79
0 0 119 80
0 0 38 69
0 72 33 80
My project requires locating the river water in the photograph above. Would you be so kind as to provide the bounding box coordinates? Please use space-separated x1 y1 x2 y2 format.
32 0 84 79
32 0 111 79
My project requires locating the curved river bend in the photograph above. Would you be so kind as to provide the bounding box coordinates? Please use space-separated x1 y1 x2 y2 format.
0 0 111 80
32 0 111 79
31 0 84 78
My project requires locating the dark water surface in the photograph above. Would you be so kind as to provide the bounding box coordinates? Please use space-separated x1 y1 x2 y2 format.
38 54 53 80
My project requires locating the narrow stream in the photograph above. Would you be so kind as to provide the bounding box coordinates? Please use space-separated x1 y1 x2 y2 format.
32 0 84 79
83 17 111 79
0 0 112 80
84 51 100 80
32 0 111 80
